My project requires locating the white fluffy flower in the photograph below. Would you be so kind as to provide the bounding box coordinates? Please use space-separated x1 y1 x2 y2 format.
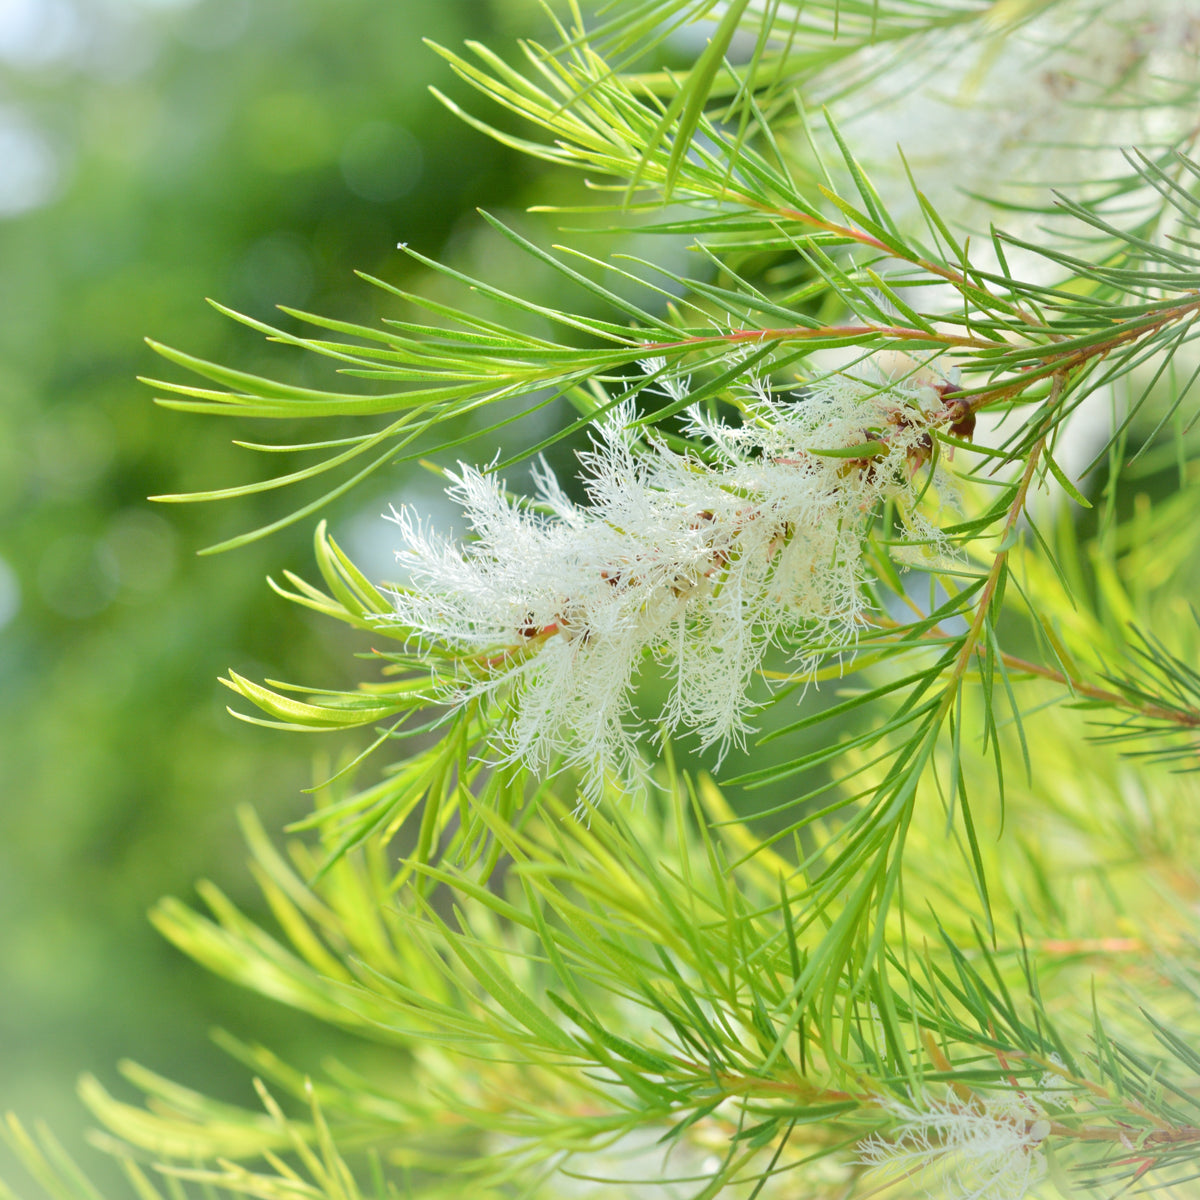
387 375 942 799
830 0 1200 240
859 1093 1050 1200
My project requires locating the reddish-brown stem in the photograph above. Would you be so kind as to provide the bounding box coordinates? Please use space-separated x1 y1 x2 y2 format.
628 295 1200 448
628 206 1200 423
1034 936 1145 954
949 376 1063 684
734 194 1050 330
953 294 1200 416
709 1064 1200 1151
712 1072 857 1102
1045 1121 1200 1146
996 651 1200 729
872 616 1200 734
638 322 998 353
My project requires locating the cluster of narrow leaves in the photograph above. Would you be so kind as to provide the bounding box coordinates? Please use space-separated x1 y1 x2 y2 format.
15 587 1200 1199
12 2 1200 1199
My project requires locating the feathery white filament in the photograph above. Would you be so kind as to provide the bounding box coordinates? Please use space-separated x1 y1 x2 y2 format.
387 375 943 800
833 0 1200 240
859 1094 1049 1200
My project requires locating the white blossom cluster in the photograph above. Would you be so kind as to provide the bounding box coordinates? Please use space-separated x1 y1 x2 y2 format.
387 372 943 799
831 0 1200 239
859 1093 1051 1200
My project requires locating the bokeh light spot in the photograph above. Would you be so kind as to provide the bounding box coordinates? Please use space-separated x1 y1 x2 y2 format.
37 534 118 620
103 509 178 599
234 231 314 311
340 120 423 203
0 111 60 217
0 0 83 68
0 556 20 630
244 91 333 172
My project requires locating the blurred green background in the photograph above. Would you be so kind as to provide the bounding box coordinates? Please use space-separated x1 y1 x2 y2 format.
0 0 553 1183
